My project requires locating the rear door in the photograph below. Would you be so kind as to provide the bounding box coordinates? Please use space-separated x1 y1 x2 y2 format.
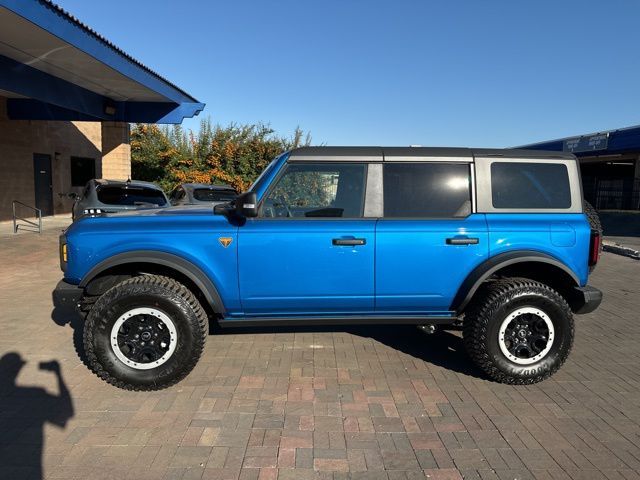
238 161 375 315
375 161 489 314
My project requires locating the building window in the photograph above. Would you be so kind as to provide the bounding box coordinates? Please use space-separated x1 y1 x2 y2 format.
70 157 96 187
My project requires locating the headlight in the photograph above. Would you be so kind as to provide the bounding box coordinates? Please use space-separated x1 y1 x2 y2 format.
83 208 103 215
59 235 67 272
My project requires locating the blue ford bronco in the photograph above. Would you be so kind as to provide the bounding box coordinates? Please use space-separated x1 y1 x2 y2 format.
54 147 603 390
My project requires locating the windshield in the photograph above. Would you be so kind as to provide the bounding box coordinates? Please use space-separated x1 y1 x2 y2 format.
249 155 282 194
96 186 168 207
193 189 237 202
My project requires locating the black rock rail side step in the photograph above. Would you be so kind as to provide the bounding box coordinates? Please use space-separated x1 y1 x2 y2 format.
217 316 458 328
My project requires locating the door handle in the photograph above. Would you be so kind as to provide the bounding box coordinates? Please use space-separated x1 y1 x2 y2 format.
332 238 366 246
446 237 479 245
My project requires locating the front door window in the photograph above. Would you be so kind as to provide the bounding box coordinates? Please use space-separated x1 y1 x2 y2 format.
261 163 367 218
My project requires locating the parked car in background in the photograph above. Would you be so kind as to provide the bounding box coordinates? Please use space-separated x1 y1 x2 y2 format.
169 183 237 206
72 179 169 220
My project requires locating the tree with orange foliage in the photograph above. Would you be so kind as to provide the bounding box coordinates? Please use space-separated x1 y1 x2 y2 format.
131 118 311 193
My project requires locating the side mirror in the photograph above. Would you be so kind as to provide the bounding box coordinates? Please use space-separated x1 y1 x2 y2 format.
68 192 78 200
213 203 231 215
235 191 258 218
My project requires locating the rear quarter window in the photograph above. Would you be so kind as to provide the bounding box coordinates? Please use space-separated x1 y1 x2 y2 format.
193 189 236 202
97 186 168 207
491 162 571 209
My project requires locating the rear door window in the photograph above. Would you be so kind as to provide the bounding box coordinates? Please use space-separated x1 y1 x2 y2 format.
491 162 571 209
383 163 472 218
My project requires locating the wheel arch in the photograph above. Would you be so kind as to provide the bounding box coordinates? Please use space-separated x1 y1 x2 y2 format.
79 251 225 315
451 251 580 314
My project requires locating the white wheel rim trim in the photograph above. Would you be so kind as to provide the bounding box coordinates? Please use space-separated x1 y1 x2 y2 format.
498 307 555 365
110 307 178 370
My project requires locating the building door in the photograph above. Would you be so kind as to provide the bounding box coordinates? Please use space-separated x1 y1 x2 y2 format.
33 153 53 216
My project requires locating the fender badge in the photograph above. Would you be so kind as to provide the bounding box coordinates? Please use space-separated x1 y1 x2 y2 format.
218 237 233 248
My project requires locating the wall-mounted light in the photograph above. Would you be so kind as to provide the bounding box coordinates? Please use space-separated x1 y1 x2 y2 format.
54 152 60 161
104 101 116 116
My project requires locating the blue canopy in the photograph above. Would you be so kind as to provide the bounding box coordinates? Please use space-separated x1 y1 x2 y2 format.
0 0 204 123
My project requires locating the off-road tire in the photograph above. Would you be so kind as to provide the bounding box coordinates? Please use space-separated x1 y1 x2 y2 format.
463 278 574 384
84 275 208 391
583 200 603 271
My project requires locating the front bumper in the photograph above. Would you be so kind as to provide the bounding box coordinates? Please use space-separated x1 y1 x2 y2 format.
571 285 603 314
52 279 83 310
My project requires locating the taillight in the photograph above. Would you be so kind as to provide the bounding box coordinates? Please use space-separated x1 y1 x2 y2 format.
589 230 600 266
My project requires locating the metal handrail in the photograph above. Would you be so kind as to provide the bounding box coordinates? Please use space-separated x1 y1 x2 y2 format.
12 200 42 234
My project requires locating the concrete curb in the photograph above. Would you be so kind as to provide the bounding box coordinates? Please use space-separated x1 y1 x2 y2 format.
603 241 640 260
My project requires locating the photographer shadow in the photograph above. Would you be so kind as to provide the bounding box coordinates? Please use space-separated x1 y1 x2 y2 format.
0 353 74 480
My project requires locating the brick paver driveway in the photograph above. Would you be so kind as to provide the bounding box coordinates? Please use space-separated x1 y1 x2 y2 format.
0 222 639 480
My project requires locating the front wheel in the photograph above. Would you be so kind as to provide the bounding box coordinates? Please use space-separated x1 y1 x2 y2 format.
463 278 574 384
84 275 208 391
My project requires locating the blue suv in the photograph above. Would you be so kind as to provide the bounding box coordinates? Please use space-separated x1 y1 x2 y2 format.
54 147 603 390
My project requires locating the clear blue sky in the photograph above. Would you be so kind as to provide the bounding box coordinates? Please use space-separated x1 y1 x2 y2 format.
58 0 640 147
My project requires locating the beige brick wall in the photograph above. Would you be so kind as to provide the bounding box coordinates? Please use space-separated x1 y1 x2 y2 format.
101 122 131 180
0 96 132 221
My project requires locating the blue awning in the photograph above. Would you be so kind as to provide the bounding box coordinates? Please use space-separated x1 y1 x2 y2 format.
519 125 640 157
0 0 204 123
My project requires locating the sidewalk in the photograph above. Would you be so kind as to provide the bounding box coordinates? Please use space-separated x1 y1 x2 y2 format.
603 236 640 260
600 211 640 260
604 235 640 250
0 214 72 238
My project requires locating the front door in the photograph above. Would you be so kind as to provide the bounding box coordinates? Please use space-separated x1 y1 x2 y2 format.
375 162 489 313
33 153 53 216
238 162 375 315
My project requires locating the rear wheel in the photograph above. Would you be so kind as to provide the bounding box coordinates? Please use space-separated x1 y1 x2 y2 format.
463 278 574 384
84 275 207 391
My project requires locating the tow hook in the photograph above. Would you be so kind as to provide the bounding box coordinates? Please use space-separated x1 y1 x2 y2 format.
418 324 437 335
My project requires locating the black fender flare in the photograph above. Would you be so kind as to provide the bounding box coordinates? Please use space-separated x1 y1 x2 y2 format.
450 250 580 313
79 250 225 314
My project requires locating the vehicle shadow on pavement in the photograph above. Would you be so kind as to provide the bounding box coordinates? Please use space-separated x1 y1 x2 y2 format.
0 352 74 480
216 324 483 379
362 326 482 378
50 295 89 367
